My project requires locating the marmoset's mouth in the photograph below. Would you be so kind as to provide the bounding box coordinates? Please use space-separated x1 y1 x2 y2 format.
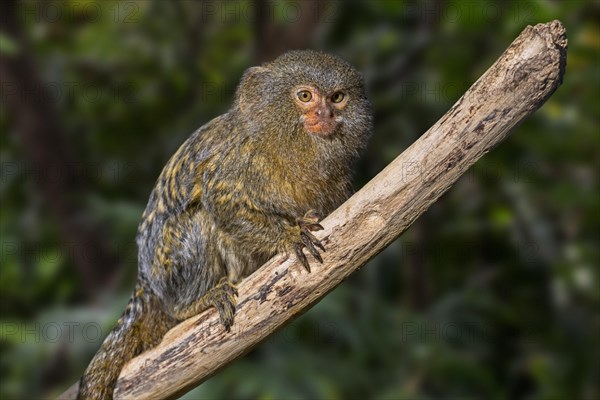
303 116 338 136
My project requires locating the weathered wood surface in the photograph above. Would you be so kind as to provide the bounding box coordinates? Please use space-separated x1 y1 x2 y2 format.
60 20 566 400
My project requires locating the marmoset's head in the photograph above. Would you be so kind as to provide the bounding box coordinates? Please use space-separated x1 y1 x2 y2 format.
235 50 372 143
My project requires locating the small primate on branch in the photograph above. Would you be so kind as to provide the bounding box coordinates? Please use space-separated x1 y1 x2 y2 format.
63 21 566 400
77 50 373 400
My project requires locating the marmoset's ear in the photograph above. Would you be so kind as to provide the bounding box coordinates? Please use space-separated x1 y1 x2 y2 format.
235 66 271 113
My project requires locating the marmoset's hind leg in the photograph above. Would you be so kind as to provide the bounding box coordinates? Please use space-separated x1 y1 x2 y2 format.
171 277 238 331
152 211 240 331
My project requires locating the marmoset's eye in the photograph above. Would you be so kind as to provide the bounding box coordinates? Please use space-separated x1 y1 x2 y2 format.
297 90 313 102
331 92 345 103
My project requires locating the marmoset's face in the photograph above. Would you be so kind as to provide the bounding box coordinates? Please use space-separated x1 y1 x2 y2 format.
292 85 349 136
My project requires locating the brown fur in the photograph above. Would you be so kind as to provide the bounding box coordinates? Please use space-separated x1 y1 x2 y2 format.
77 50 372 399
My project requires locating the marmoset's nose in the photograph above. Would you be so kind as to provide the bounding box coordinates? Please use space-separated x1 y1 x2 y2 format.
315 106 334 118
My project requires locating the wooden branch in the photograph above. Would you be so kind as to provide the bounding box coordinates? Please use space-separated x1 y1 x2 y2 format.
60 20 567 400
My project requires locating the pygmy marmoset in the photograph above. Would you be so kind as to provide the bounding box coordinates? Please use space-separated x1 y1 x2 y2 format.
77 50 373 399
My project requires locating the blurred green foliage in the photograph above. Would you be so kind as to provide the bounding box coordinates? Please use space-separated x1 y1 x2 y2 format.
1 1 598 399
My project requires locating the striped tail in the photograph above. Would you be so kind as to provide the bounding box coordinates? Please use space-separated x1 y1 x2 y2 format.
77 285 175 400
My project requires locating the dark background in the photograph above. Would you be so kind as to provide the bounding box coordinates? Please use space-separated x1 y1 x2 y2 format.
1 1 598 399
